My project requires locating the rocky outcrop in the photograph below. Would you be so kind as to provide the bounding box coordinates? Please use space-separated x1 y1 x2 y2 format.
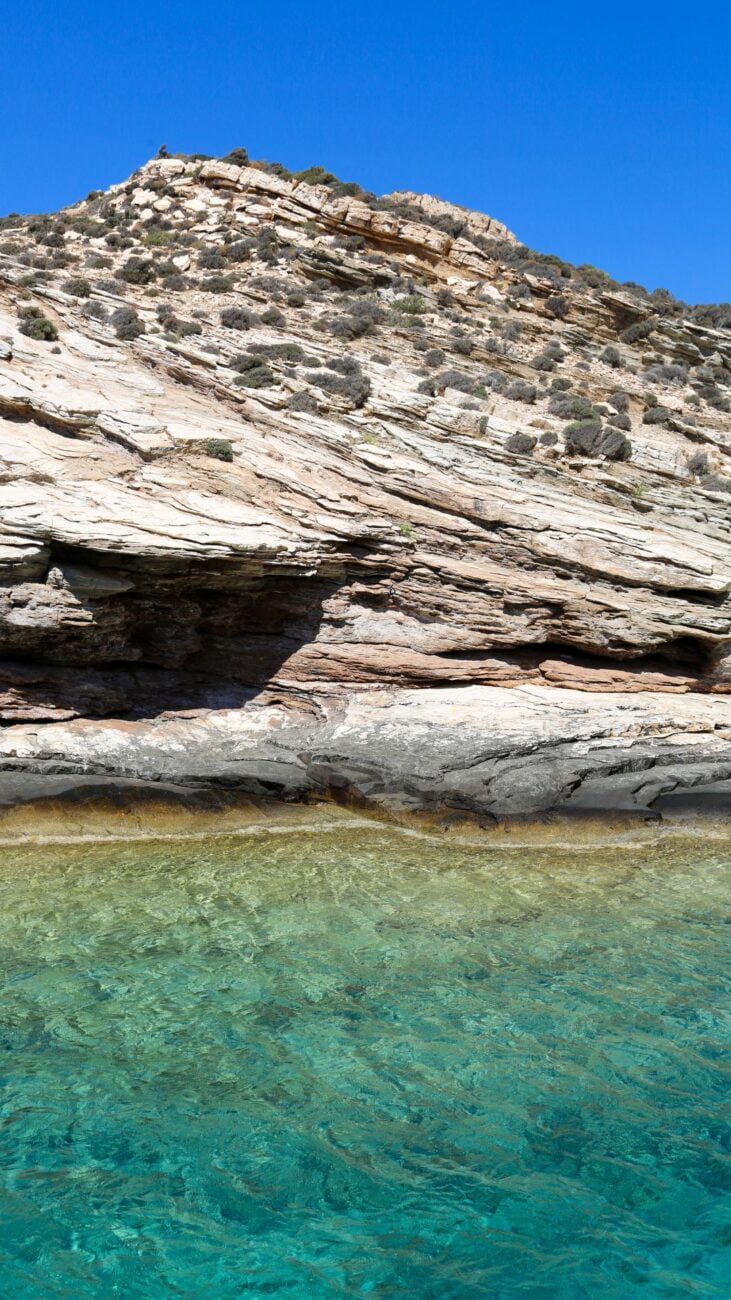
1 152 730 819
2 686 731 818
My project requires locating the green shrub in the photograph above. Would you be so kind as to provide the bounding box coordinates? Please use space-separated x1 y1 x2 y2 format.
620 320 654 345
642 405 671 425
156 302 176 325
693 382 730 412
607 411 631 431
418 368 475 396
120 257 156 285
295 165 337 186
690 303 731 330
700 473 731 494
261 306 284 326
564 419 631 460
287 390 319 413
222 147 250 166
563 418 601 448
198 249 226 270
110 306 145 340
200 275 235 293
256 228 281 264
349 299 386 326
154 302 203 339
18 306 58 341
38 227 65 249
546 294 569 318
220 307 258 330
224 238 255 262
62 276 92 297
205 438 234 461
543 340 565 361
501 320 522 341
392 294 427 315
107 233 135 251
307 359 370 407
505 432 536 454
484 369 507 394
333 233 366 251
548 393 598 420
686 451 709 476
232 357 276 387
452 335 474 356
643 363 687 384
328 313 374 341
506 380 537 404
608 390 629 412
82 300 108 322
252 342 305 361
533 352 556 371
160 273 188 291
425 348 445 367
144 228 175 247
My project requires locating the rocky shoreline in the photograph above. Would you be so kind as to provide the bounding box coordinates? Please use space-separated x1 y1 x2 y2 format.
1 684 730 824
1 151 731 822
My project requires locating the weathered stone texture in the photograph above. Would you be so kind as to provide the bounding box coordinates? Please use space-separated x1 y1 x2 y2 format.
1 155 730 815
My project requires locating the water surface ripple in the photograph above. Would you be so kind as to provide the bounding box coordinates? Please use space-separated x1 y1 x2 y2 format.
0 831 728 1296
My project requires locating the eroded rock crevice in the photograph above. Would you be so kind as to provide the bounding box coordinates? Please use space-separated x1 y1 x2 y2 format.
0 545 726 726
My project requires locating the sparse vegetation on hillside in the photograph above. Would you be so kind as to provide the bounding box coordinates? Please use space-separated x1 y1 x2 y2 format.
18 305 58 341
1 142 728 521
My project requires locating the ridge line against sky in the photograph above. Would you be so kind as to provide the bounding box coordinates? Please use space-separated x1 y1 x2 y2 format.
2 0 730 303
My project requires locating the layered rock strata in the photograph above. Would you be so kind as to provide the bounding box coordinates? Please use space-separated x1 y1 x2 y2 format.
1 153 730 818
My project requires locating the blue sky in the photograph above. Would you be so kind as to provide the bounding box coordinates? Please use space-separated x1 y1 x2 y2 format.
2 1 729 303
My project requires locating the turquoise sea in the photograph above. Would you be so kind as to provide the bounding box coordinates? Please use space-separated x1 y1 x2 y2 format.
0 826 728 1297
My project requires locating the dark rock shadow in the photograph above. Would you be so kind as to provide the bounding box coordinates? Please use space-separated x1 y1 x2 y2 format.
0 550 341 724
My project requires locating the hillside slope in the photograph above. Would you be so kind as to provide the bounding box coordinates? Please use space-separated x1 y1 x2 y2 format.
1 150 731 818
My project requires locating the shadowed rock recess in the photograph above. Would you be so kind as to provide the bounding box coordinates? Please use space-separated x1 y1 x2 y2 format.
2 148 731 819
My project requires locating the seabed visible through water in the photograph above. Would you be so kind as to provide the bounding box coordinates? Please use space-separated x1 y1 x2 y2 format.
0 802 728 1296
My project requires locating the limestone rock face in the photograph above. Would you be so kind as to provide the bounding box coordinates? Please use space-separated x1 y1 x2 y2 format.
1 151 730 817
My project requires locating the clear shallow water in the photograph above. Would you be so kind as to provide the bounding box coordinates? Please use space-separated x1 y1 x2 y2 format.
0 829 728 1298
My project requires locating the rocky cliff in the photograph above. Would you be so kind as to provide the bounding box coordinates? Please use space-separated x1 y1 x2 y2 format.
1 149 731 819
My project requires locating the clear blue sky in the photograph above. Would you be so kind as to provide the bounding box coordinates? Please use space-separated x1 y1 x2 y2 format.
3 1 730 303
